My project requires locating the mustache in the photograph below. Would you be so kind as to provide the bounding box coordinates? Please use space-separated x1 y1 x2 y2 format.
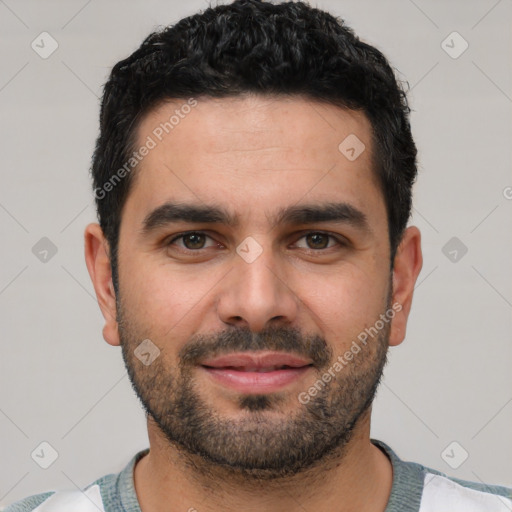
179 325 332 369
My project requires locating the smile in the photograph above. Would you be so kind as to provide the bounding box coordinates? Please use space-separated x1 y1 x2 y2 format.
200 351 313 394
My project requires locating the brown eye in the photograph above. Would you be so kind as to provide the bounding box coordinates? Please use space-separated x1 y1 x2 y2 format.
294 232 343 251
305 232 331 250
168 232 216 252
181 233 206 249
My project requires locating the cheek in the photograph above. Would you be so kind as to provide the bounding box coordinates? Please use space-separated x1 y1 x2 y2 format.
119 254 219 340
299 265 388 347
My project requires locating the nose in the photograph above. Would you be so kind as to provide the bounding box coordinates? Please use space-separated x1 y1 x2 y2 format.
216 244 300 332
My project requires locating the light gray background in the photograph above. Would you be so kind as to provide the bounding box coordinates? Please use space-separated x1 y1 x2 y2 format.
1 0 511 507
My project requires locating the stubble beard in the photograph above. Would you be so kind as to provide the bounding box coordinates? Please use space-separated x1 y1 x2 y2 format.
118 298 390 480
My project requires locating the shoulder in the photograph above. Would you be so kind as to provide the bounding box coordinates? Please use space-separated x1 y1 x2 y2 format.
1 492 55 512
1 450 147 512
372 439 512 512
2 483 107 512
419 472 512 511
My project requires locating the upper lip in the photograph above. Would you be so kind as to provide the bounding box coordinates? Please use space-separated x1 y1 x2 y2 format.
200 351 313 370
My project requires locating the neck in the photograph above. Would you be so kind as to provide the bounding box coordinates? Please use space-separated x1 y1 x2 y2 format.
133 409 393 512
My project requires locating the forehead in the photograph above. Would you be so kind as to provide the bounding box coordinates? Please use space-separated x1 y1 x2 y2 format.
124 94 385 232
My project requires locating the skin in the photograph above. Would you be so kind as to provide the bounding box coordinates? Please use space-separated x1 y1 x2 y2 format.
85 94 423 512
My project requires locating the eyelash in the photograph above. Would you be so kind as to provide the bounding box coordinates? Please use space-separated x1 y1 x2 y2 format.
166 231 346 255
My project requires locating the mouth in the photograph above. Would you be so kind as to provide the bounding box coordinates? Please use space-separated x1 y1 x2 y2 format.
199 351 314 394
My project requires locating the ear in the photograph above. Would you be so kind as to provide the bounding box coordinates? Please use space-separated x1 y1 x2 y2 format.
84 223 120 346
388 226 423 347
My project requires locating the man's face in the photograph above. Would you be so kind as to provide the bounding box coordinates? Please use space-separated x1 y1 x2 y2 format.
115 95 393 477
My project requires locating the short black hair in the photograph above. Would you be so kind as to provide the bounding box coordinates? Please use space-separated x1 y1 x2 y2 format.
91 0 417 293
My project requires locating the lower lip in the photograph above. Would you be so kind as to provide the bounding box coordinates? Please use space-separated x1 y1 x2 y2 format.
201 366 311 394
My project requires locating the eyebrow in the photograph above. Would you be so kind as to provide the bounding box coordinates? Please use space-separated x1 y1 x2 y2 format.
140 200 372 236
